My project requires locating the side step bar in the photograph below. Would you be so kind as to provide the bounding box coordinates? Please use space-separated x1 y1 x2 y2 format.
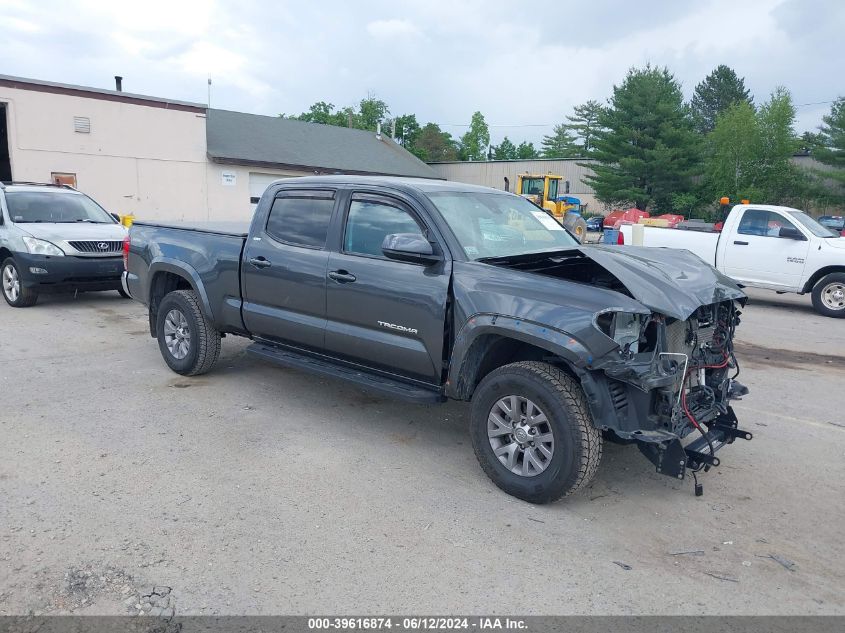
246 342 446 404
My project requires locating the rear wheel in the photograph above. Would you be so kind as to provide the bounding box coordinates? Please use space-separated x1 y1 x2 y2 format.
811 273 845 318
155 289 221 375
470 361 602 504
2 258 38 307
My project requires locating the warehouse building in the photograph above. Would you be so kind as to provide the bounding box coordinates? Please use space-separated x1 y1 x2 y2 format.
0 74 439 222
428 158 601 213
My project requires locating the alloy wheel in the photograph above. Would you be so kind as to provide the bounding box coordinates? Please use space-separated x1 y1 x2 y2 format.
821 282 845 311
487 395 555 477
163 309 191 359
2 264 20 303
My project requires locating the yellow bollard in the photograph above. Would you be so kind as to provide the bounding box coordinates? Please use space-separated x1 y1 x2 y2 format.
120 214 135 228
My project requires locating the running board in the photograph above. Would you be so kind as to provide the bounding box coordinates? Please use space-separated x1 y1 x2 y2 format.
246 342 445 404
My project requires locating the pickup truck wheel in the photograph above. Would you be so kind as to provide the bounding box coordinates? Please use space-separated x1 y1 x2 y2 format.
811 273 845 318
470 361 602 504
156 289 221 375
2 258 38 307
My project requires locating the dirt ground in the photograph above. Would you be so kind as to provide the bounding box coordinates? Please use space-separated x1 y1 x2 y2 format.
1 287 843 615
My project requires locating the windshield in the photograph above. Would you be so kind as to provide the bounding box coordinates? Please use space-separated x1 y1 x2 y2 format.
787 210 839 238
5 191 115 224
426 191 580 259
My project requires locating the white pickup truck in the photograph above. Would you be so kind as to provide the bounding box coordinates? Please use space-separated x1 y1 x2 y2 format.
620 204 845 318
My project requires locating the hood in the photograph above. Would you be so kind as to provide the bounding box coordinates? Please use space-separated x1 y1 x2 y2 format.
824 235 845 249
17 222 127 243
478 245 745 321
579 245 745 319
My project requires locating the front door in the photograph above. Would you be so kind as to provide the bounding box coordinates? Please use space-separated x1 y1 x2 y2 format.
241 189 337 350
324 192 451 384
722 208 810 290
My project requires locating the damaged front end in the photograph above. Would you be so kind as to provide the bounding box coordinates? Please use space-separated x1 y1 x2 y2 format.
587 300 752 489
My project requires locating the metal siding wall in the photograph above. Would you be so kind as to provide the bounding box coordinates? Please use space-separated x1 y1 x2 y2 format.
428 159 605 213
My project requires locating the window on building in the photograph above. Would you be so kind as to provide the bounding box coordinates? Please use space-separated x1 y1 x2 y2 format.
51 172 77 188
265 194 335 248
344 199 422 258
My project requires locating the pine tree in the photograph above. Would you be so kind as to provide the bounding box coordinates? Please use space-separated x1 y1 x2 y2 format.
516 141 539 159
584 65 701 212
565 100 603 152
814 97 845 186
541 125 577 158
690 65 752 134
492 137 517 160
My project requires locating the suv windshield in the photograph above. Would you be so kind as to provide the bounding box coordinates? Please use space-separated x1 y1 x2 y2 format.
787 210 839 238
5 191 115 224
427 191 579 259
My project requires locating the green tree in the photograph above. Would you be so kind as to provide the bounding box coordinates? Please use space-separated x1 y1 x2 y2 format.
704 88 809 206
416 123 459 162
690 65 752 134
390 113 422 153
492 137 517 160
565 100 604 152
814 97 845 186
584 65 701 212
459 111 490 161
516 141 539 159
703 100 760 202
541 124 578 158
293 101 348 126
357 95 390 131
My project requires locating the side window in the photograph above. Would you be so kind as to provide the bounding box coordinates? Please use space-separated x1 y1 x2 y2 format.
737 209 798 237
265 194 335 248
344 199 422 258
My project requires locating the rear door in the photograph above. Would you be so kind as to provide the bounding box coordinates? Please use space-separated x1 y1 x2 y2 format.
722 208 810 290
241 189 337 350
324 191 451 384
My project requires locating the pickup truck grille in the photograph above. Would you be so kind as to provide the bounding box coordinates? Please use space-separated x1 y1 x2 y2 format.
68 240 123 254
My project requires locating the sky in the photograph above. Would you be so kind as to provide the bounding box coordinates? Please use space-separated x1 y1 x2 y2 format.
1 0 842 146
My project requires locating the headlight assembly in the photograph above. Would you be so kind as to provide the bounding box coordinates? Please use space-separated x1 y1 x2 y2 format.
22 237 65 256
595 311 647 353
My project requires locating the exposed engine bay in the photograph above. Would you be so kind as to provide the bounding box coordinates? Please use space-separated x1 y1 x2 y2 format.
482 249 753 492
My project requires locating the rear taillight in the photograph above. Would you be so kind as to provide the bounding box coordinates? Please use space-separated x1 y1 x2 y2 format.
617 230 625 245
122 235 130 270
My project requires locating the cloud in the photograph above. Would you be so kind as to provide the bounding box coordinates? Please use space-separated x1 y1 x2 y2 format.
0 0 841 141
366 18 421 40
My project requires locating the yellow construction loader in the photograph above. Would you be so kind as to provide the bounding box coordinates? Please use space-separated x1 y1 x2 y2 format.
514 173 587 241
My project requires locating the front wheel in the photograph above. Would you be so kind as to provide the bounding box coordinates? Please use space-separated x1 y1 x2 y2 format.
470 361 602 504
811 273 845 318
2 258 38 307
155 289 221 375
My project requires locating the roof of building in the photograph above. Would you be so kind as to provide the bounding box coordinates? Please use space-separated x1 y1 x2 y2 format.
206 109 440 179
0 74 205 113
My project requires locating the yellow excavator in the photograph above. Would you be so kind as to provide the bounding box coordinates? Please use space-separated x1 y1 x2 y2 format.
513 173 587 241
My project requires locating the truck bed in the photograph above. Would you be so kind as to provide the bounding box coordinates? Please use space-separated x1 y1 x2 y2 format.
620 224 719 265
126 221 248 334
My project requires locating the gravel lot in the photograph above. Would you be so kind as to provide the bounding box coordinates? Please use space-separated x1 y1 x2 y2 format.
1 287 844 616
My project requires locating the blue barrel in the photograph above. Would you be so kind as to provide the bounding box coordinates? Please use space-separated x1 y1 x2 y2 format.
602 228 620 244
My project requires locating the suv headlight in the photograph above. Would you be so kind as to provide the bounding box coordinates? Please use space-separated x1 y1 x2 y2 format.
595 311 646 352
22 237 65 256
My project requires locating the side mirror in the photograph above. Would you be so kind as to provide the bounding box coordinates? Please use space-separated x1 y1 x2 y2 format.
779 226 806 240
110 213 121 223
381 233 441 265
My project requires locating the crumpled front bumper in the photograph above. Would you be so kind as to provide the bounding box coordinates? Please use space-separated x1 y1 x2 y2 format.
636 406 753 481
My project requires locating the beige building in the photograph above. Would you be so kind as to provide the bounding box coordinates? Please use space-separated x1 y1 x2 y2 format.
428 158 602 213
0 74 438 222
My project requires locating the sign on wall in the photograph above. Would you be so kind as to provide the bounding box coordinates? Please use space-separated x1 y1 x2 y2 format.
221 170 237 186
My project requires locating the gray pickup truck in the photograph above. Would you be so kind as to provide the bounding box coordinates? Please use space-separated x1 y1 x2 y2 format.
126 176 752 503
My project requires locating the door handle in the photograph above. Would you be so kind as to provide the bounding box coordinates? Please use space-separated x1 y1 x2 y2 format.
249 256 272 269
733 241 749 246
328 270 357 283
